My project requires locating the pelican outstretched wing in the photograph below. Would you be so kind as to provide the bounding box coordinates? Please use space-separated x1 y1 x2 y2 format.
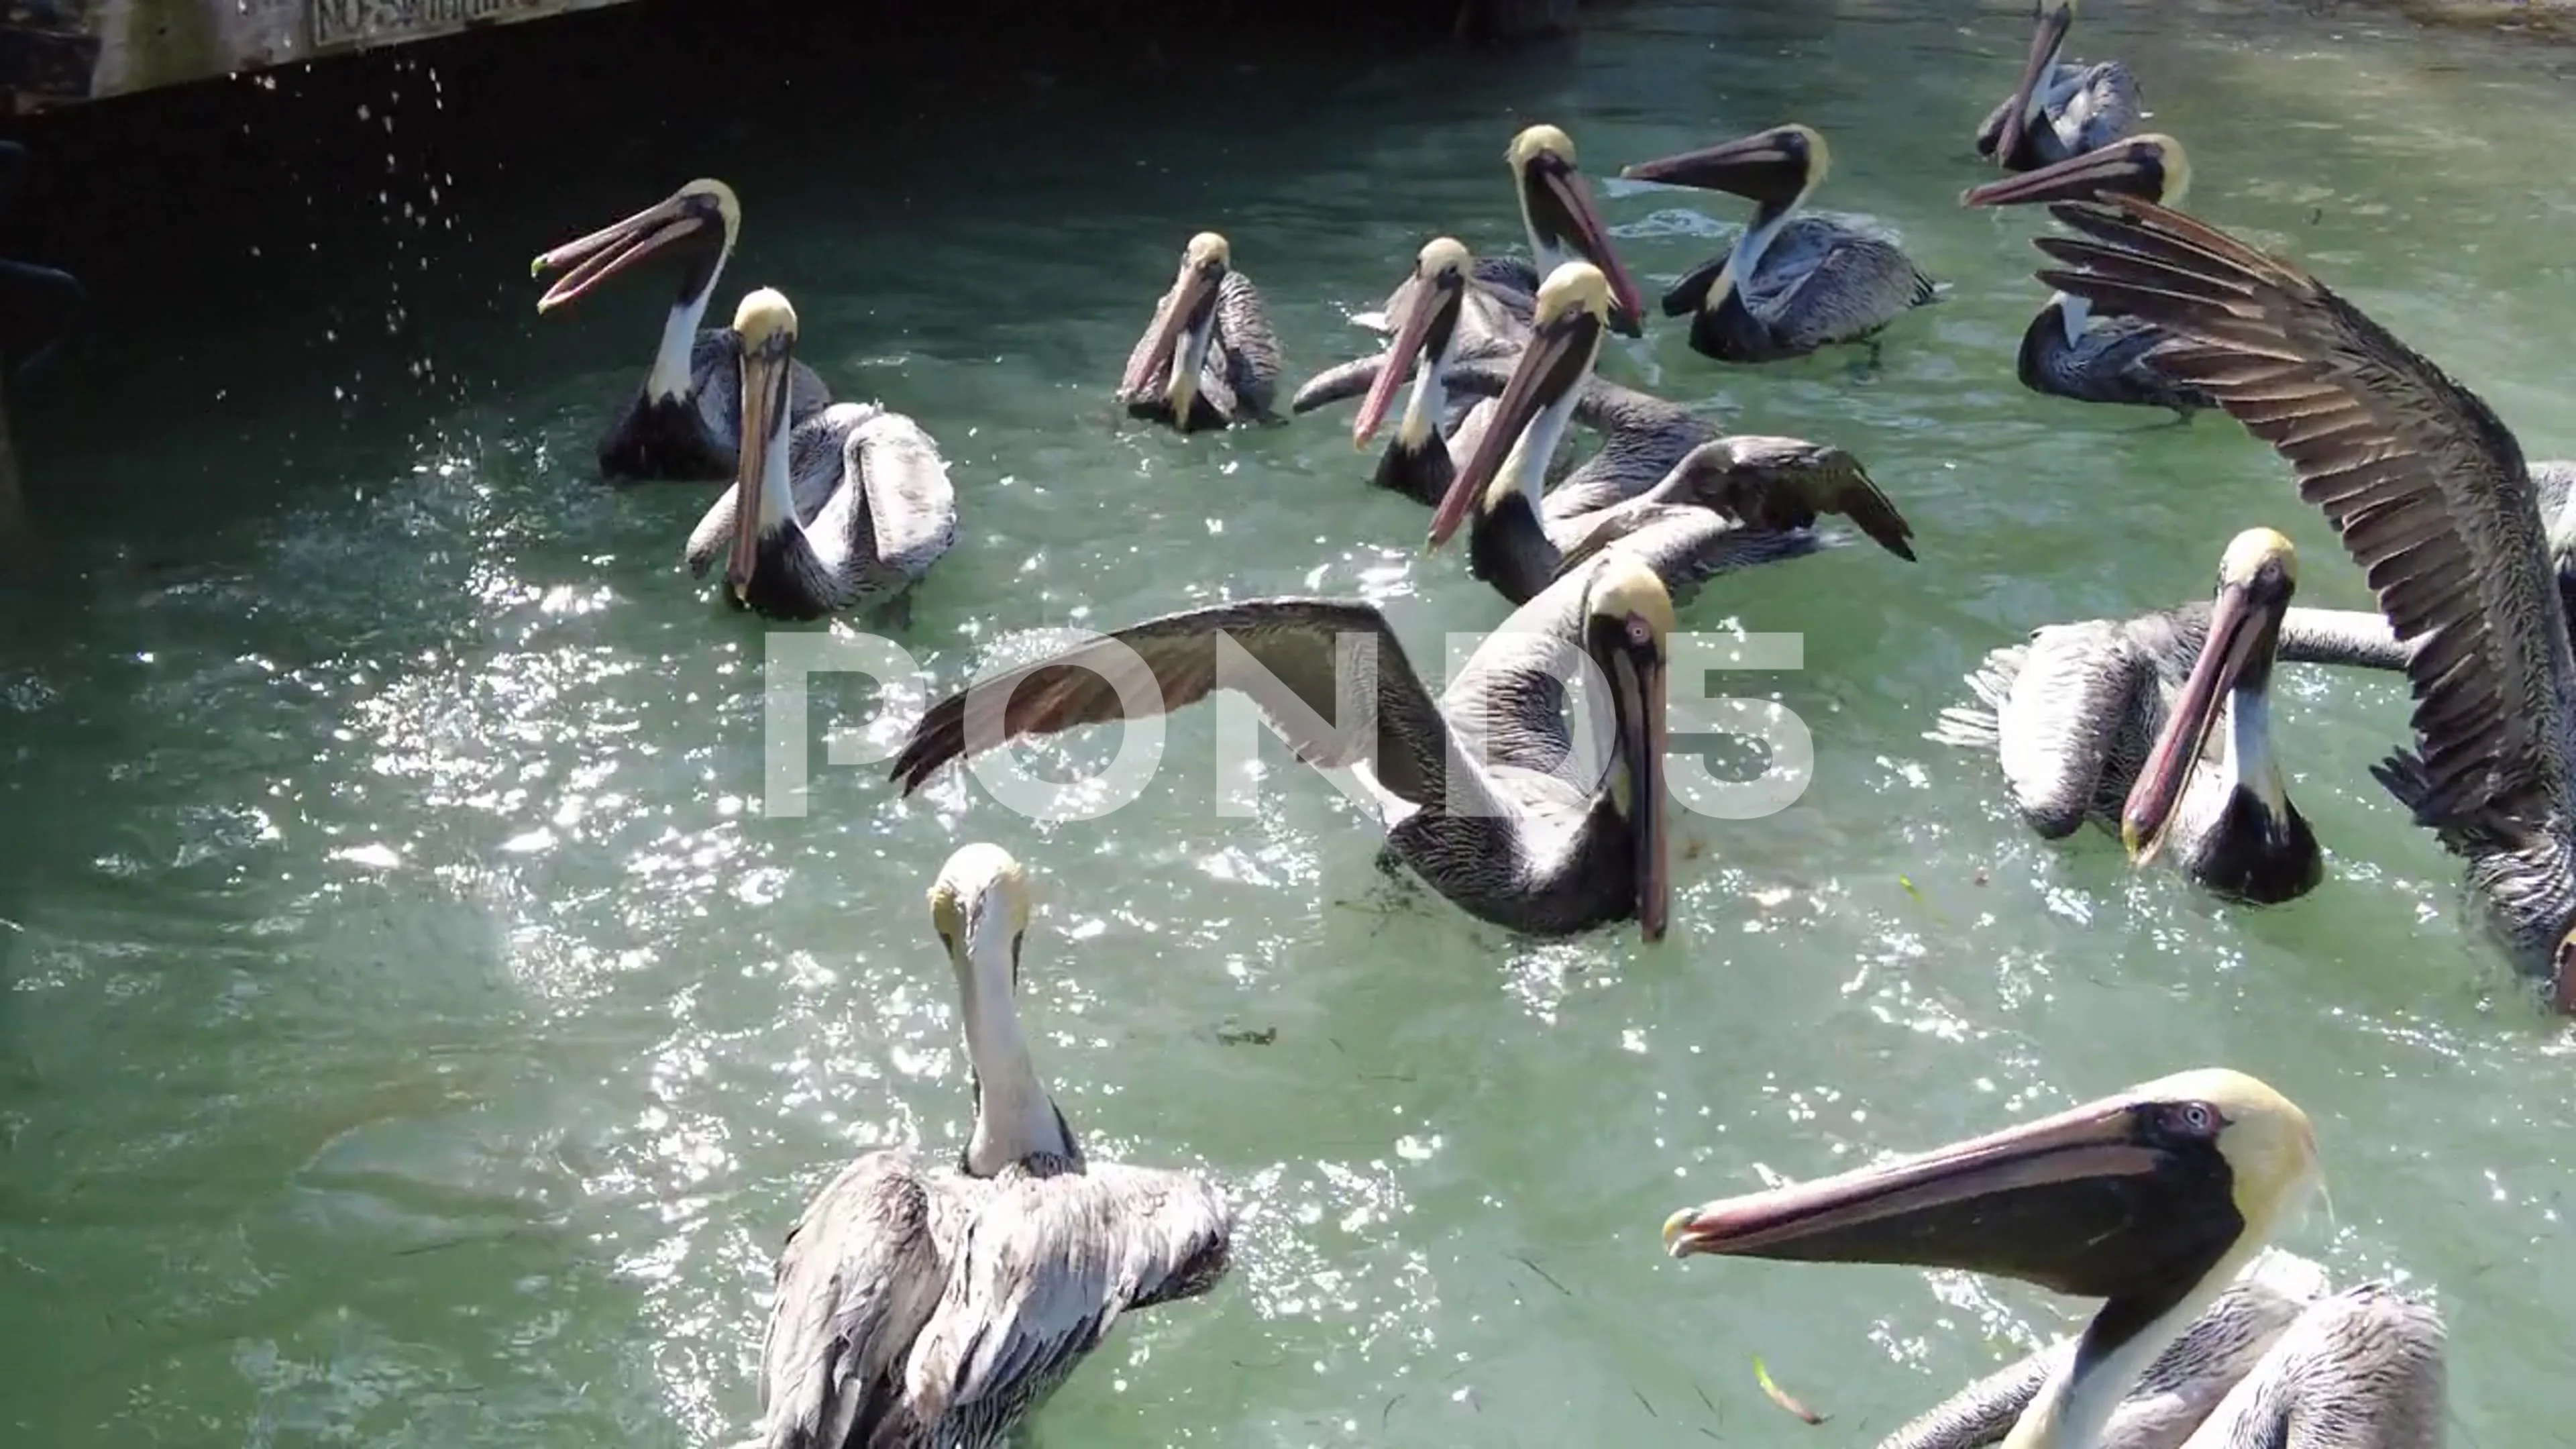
852 410 959 584
903 1164 1234 1421
2038 194 2576 838
750 1153 945 1449
888 599 1458 808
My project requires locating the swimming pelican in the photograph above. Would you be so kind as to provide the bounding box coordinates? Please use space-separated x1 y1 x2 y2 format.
2036 194 2576 1002
738 842 1234 1449
1116 231 1283 433
1356 124 1650 345
684 289 957 624
1962 133 2215 417
1621 125 1939 366
531 178 833 481
1293 237 1519 506
888 550 1678 942
1931 530 2406 903
1424 262 1916 605
1663 1068 2447 1449
1974 0 2142 171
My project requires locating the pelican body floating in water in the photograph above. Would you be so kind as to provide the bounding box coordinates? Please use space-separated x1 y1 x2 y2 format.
1423 262 1917 606
2036 193 2576 1005
1929 530 2406 904
1622 125 1939 366
888 550 1679 942
1963 134 2214 417
531 178 832 482
737 843 1234 1449
1117 231 1283 433
1359 124 1650 350
685 290 957 624
1974 0 2142 172
1665 1069 2447 1449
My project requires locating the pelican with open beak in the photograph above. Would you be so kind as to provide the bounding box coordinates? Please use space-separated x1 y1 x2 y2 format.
1974 0 2141 172
529 178 831 481
1663 1069 2447 1449
1116 231 1283 433
1962 134 2213 416
1621 125 1938 366
2116 529 2320 904
682 288 957 624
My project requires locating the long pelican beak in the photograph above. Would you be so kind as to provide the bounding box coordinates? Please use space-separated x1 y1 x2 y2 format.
1995 3 2076 164
1352 263 1462 449
727 329 794 601
1962 134 2174 208
1660 1084 2248 1303
1120 252 1225 416
531 189 720 313
1621 130 1810 207
1427 279 1603 549
2122 570 2288 866
1519 156 1647 337
1617 641 1670 943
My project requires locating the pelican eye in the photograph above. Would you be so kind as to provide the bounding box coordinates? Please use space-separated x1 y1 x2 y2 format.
2154 1100 2224 1138
1625 616 1654 649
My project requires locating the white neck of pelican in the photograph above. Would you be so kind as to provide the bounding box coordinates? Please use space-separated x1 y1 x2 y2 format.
648 266 722 402
2002 1236 2273 1449
753 385 796 537
2226 678 2291 822
955 908 1068 1175
1493 364 1587 516
1709 184 1809 315
1397 320 1456 453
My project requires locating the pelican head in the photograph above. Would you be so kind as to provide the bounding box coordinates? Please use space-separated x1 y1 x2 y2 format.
1663 1067 2315 1446
1994 0 2082 168
1622 124 1829 211
930 841 1034 989
531 177 741 313
1506 123 1646 337
1581 552 1674 943
1962 132 2190 209
2121 528 2298 867
1352 236 1474 451
724 287 800 601
1427 262 1613 550
1120 231 1234 423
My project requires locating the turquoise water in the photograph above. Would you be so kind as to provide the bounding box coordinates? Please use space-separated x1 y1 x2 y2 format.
3 1 2573 1443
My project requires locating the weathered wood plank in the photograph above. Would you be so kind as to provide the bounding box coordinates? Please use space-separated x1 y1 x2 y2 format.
0 0 646 112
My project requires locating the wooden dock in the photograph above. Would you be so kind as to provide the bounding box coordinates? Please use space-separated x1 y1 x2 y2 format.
0 0 650 113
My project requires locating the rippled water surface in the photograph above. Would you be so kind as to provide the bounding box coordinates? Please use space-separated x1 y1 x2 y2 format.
5 0 2575 1442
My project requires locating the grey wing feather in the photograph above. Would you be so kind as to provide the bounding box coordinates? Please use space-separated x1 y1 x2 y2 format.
2037 195 2576 837
1215 271 1282 419
2187 1286 2447 1449
1992 620 2149 839
2278 607 2410 671
1750 216 1939 353
853 409 958 584
888 600 1458 807
2063 61 2142 154
904 1165 1234 1421
751 1154 947 1449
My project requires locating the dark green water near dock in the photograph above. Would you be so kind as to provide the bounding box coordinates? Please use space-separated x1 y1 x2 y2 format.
2 1 2574 1444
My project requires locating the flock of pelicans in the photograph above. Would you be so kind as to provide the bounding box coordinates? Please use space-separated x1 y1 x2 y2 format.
512 5 2524 1444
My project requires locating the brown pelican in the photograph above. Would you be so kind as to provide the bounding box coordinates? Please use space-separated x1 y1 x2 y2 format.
1116 231 1283 433
1356 124 1650 345
1663 1069 2447 1449
684 290 957 624
1973 0 2142 172
1421 262 1916 605
887 550 1678 941
531 178 833 482
1621 125 1939 366
2035 194 2576 1002
1962 134 2214 418
1929 531 2406 904
739 842 1234 1449
1299 237 1517 506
